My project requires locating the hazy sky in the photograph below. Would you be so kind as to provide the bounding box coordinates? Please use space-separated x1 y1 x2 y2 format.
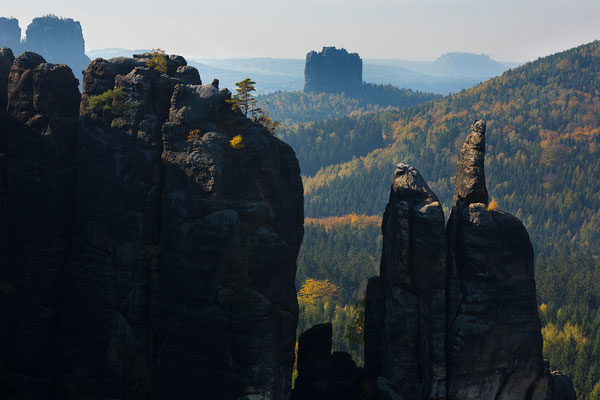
3 0 600 62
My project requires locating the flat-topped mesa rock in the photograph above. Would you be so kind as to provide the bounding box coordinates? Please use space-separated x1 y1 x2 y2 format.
0 50 304 400
364 163 447 400
0 18 21 54
446 120 574 400
304 46 363 94
0 16 91 84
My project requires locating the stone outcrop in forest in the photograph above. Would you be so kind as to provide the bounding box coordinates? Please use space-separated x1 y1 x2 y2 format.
364 163 446 399
362 120 575 400
0 48 304 400
0 16 91 83
296 121 576 400
304 46 363 94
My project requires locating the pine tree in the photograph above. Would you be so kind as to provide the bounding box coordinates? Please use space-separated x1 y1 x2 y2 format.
227 78 261 117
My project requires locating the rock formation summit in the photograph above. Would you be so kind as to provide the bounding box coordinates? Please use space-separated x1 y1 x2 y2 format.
0 15 91 83
304 46 363 94
0 48 304 400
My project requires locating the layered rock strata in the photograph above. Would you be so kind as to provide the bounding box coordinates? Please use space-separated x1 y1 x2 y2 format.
0 49 303 400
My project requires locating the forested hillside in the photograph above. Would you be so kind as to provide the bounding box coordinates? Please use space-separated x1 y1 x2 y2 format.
258 83 438 124
300 40 600 250
289 40 600 398
278 110 400 176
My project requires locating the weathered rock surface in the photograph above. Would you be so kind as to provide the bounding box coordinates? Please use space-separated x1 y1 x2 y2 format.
365 163 446 400
0 51 81 397
445 120 565 400
0 50 303 400
0 16 91 84
304 46 362 94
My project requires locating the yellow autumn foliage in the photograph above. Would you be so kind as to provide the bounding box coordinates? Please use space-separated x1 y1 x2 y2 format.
297 278 339 305
487 199 499 211
304 214 381 231
230 135 245 149
146 49 167 74
542 321 587 351
187 129 202 143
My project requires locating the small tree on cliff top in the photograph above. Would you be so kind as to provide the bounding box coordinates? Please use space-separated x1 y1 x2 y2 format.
146 48 168 74
227 78 261 117
227 78 280 133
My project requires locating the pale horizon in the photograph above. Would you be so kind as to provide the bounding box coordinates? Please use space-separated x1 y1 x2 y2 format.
3 0 600 64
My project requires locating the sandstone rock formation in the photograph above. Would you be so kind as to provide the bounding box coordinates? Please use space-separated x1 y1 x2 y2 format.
350 120 574 400
365 163 447 399
0 50 81 398
0 16 91 83
0 49 303 400
446 120 549 399
304 46 362 94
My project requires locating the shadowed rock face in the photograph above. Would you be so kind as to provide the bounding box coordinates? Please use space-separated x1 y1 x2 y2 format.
446 121 550 400
0 50 304 400
304 46 363 94
0 51 80 397
451 119 488 208
292 323 365 400
365 163 447 400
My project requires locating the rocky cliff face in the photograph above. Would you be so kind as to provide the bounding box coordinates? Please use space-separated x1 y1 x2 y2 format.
365 163 446 399
446 121 552 399
0 49 303 400
304 47 362 94
0 16 91 84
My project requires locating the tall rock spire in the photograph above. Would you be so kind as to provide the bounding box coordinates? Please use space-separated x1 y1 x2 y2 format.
451 119 488 208
365 163 447 400
445 119 571 400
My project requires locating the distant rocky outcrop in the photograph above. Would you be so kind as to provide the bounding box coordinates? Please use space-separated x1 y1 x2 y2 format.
304 46 362 94
0 48 304 400
0 18 21 51
0 15 90 83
